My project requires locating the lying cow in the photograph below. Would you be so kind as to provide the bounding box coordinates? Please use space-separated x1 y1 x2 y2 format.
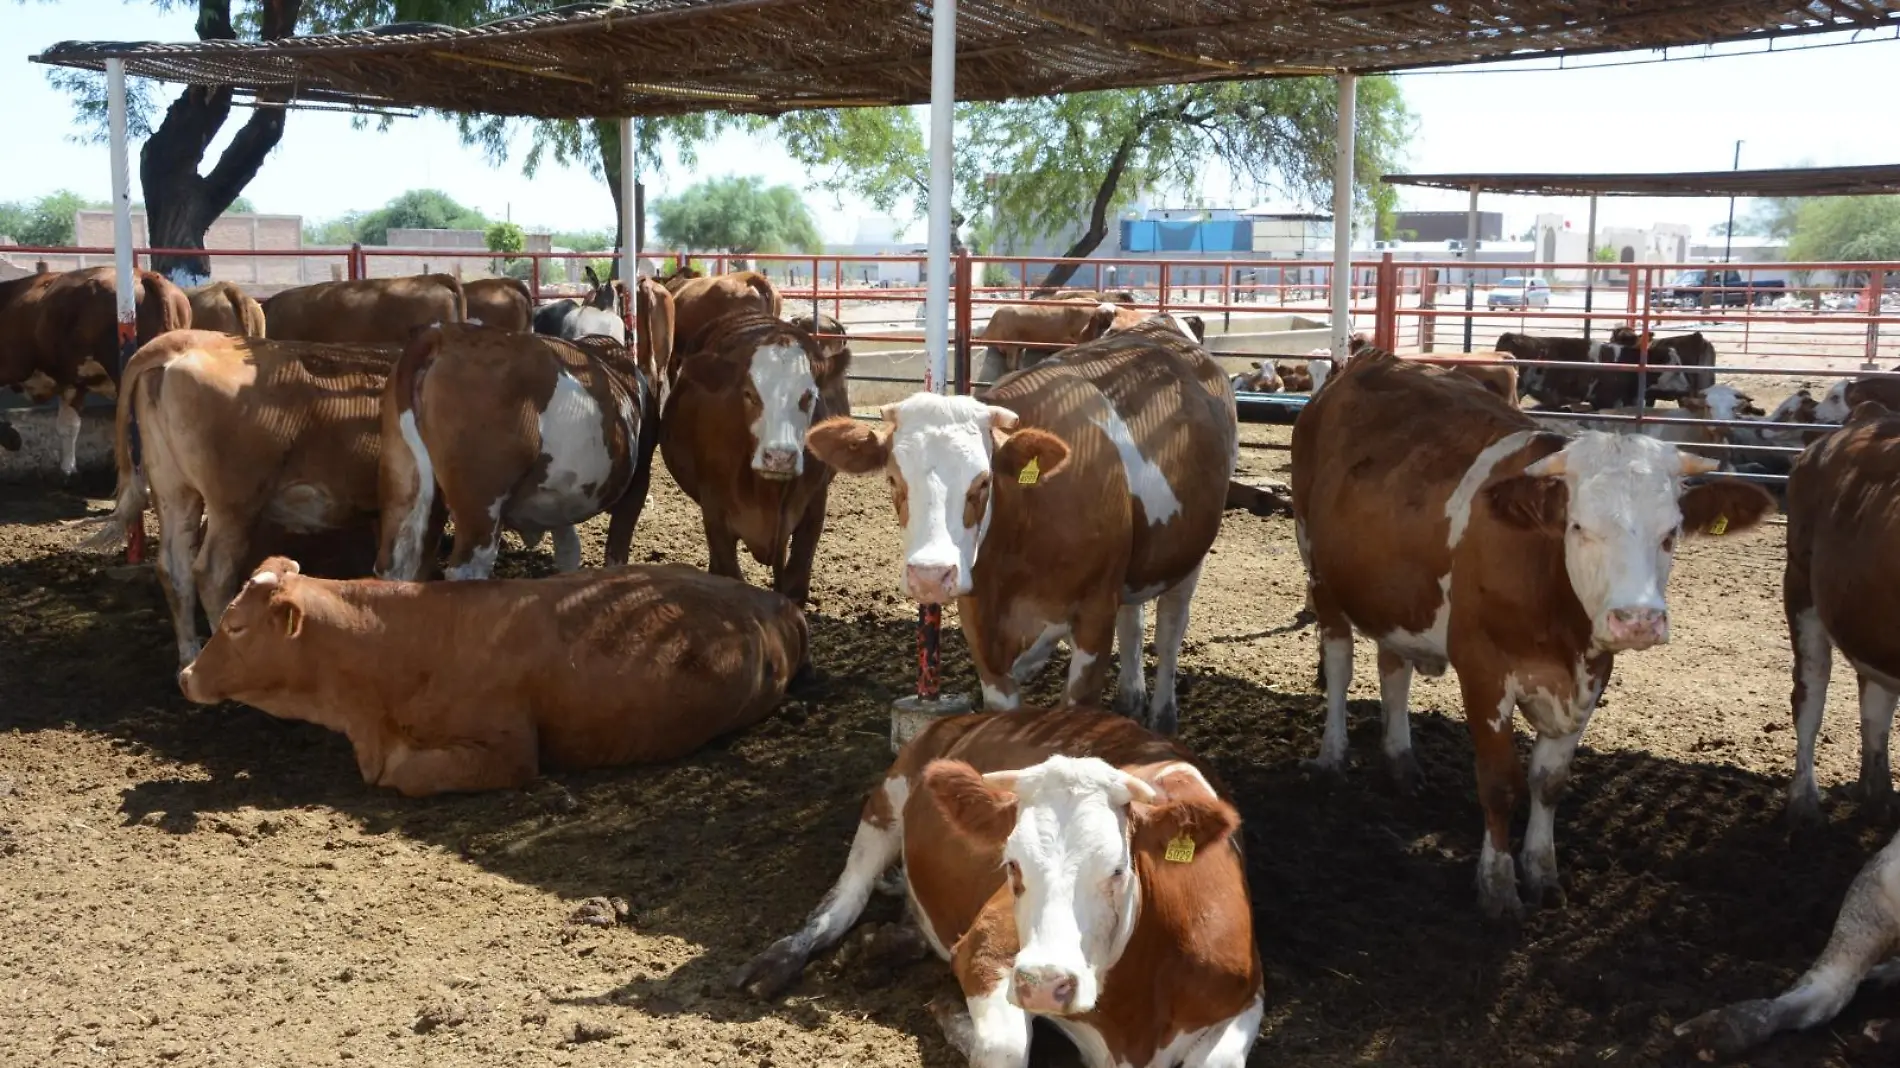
463 276 533 332
1292 347 1774 916
262 272 466 344
531 266 625 343
82 329 399 664
185 281 266 337
1231 361 1282 393
378 279 670 580
177 557 808 796
1569 383 1765 470
660 311 848 611
735 708 1264 1067
0 265 191 476
809 315 1234 733
1783 401 1900 824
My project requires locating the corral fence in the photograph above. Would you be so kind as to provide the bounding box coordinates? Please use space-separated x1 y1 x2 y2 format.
6 242 1898 479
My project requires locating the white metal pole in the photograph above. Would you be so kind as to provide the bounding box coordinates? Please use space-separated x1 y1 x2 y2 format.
106 59 137 346
923 0 957 395
1583 193 1599 341
618 116 637 284
1462 182 1479 349
1329 72 1355 360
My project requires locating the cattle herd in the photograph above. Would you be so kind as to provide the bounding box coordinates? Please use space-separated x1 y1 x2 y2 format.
6 260 1900 1064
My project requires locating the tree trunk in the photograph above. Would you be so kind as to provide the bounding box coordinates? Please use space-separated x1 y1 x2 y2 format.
140 0 299 283
1032 132 1137 295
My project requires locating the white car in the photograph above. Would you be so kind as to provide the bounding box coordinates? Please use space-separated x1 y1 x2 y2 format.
1487 276 1551 308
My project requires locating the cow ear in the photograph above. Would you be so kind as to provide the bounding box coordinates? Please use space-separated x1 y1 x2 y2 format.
1130 796 1240 865
271 591 305 640
993 428 1071 483
806 416 890 476
923 760 1018 845
1484 475 1569 534
1849 399 1892 426
1679 478 1776 537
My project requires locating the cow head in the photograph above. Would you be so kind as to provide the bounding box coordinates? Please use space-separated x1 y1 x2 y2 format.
1682 384 1762 422
177 556 310 705
1482 432 1775 652
923 754 1238 1018
806 393 1069 603
1815 378 1855 424
684 323 850 479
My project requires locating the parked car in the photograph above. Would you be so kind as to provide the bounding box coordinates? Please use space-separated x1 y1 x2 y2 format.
1487 276 1551 308
1651 268 1786 308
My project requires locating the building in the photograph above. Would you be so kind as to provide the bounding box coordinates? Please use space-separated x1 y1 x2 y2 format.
1393 210 1504 243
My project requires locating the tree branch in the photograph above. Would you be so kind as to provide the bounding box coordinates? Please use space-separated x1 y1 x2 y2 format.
1033 130 1137 293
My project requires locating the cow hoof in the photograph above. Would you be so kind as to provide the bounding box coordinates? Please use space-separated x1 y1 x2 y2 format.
873 865 907 898
1785 789 1825 831
787 659 823 698
1300 755 1349 784
1672 1001 1780 1063
730 939 809 1000
1110 690 1147 721
1387 751 1425 795
1148 701 1179 737
928 993 978 1059
1857 778 1894 823
1476 854 1523 920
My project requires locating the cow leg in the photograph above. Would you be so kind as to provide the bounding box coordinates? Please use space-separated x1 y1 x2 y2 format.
931 984 1031 1068
1376 647 1423 794
515 524 548 554
1308 583 1355 775
1521 726 1589 907
191 511 252 634
1463 675 1524 918
371 722 539 797
963 599 1021 712
376 408 438 582
1675 831 1900 1061
154 489 206 666
1857 673 1900 821
1183 991 1265 1068
1112 602 1147 719
1788 605 1834 825
601 433 657 568
1062 597 1118 711
55 391 84 480
444 495 506 581
702 511 742 582
734 776 907 999
1146 564 1204 736
549 525 583 573
774 489 828 608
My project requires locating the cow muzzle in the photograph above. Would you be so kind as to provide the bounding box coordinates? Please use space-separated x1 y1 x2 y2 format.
754 446 800 480
903 563 960 604
1602 606 1669 651
177 664 207 704
1010 964 1083 1016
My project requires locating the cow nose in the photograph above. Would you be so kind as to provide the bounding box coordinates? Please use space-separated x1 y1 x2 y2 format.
1606 606 1669 648
1012 966 1079 1014
756 447 800 478
904 563 958 604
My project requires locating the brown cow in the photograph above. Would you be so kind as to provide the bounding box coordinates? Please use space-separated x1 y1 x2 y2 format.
463 276 533 332
735 708 1264 1067
261 273 466 344
177 557 808 797
788 311 849 360
185 281 266 338
374 285 666 582
0 265 191 476
976 300 1145 382
81 329 399 665
809 315 1235 733
1676 403 1900 1061
663 269 780 364
660 312 850 611
1292 347 1774 916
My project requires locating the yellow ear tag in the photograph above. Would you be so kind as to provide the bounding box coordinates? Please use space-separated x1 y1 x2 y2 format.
1709 514 1729 536
1017 456 1040 486
1163 834 1196 864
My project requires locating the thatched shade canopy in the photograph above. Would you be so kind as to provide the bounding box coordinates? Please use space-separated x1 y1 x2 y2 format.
1384 164 1900 198
31 0 1900 120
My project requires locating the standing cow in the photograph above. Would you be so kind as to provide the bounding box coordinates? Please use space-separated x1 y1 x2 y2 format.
185 281 267 337
1292 347 1774 916
262 273 465 344
531 266 625 343
463 276 533 332
660 312 849 610
808 315 1234 733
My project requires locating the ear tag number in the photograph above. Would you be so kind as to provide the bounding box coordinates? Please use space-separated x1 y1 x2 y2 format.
1018 457 1040 485
1163 834 1196 864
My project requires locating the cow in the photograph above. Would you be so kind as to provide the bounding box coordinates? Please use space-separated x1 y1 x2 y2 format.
185 281 266 337
1291 346 1774 917
1780 401 1900 825
262 272 466 344
463 276 533 332
807 315 1235 733
1031 287 1141 303
1570 384 1765 470
1230 361 1281 393
1276 361 1315 393
80 329 400 665
663 269 781 362
788 311 849 360
659 311 849 612
0 265 191 477
177 557 808 797
530 265 625 343
1815 366 1900 424
976 300 1147 383
374 283 668 582
1500 328 1716 411
734 708 1264 1068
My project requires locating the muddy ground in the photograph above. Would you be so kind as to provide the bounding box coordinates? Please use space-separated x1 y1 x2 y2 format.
3 410 1897 1068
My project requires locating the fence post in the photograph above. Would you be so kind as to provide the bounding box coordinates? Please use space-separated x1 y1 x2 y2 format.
1866 268 1886 370
1373 253 1398 352
529 256 541 304
1159 263 1172 317
955 250 973 394
1625 267 1639 328
348 243 362 281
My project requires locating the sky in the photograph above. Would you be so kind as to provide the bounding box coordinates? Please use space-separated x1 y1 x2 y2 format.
5 1 1900 246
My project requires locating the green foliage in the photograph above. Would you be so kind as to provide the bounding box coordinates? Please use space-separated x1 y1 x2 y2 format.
0 190 111 247
302 213 362 246
1787 197 1900 283
981 263 1015 290
1593 246 1619 263
653 177 822 254
226 196 257 214
484 221 525 255
550 230 616 253
355 189 489 245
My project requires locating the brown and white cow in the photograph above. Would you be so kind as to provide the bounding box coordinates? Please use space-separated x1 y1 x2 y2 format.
1230 361 1281 393
1292 347 1774 916
663 269 781 364
375 281 670 581
262 272 466 344
660 311 849 609
976 300 1146 382
0 265 191 476
735 708 1263 1068
1571 383 1766 470
81 329 399 664
1781 401 1900 825
177 557 808 797
185 281 267 337
808 315 1234 733
463 276 533 332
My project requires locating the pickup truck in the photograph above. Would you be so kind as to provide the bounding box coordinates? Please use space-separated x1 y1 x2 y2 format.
1650 268 1786 308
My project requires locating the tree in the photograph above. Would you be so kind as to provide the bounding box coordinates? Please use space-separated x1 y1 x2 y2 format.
0 191 108 247
652 177 822 256
776 80 1412 290
353 189 488 245
1787 197 1900 285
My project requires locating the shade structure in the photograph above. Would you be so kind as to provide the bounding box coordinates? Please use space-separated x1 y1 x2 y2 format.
32 0 1900 120
1384 164 1900 199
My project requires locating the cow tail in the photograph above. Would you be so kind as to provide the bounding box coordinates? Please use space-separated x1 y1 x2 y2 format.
79 347 161 553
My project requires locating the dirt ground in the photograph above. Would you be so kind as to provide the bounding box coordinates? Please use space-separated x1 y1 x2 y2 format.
3 405 1898 1068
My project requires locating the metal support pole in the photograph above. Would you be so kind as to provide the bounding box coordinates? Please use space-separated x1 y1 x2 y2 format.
618 116 638 335
107 59 145 563
1723 140 1742 265
1583 194 1599 342
1462 182 1479 351
1330 72 1356 359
